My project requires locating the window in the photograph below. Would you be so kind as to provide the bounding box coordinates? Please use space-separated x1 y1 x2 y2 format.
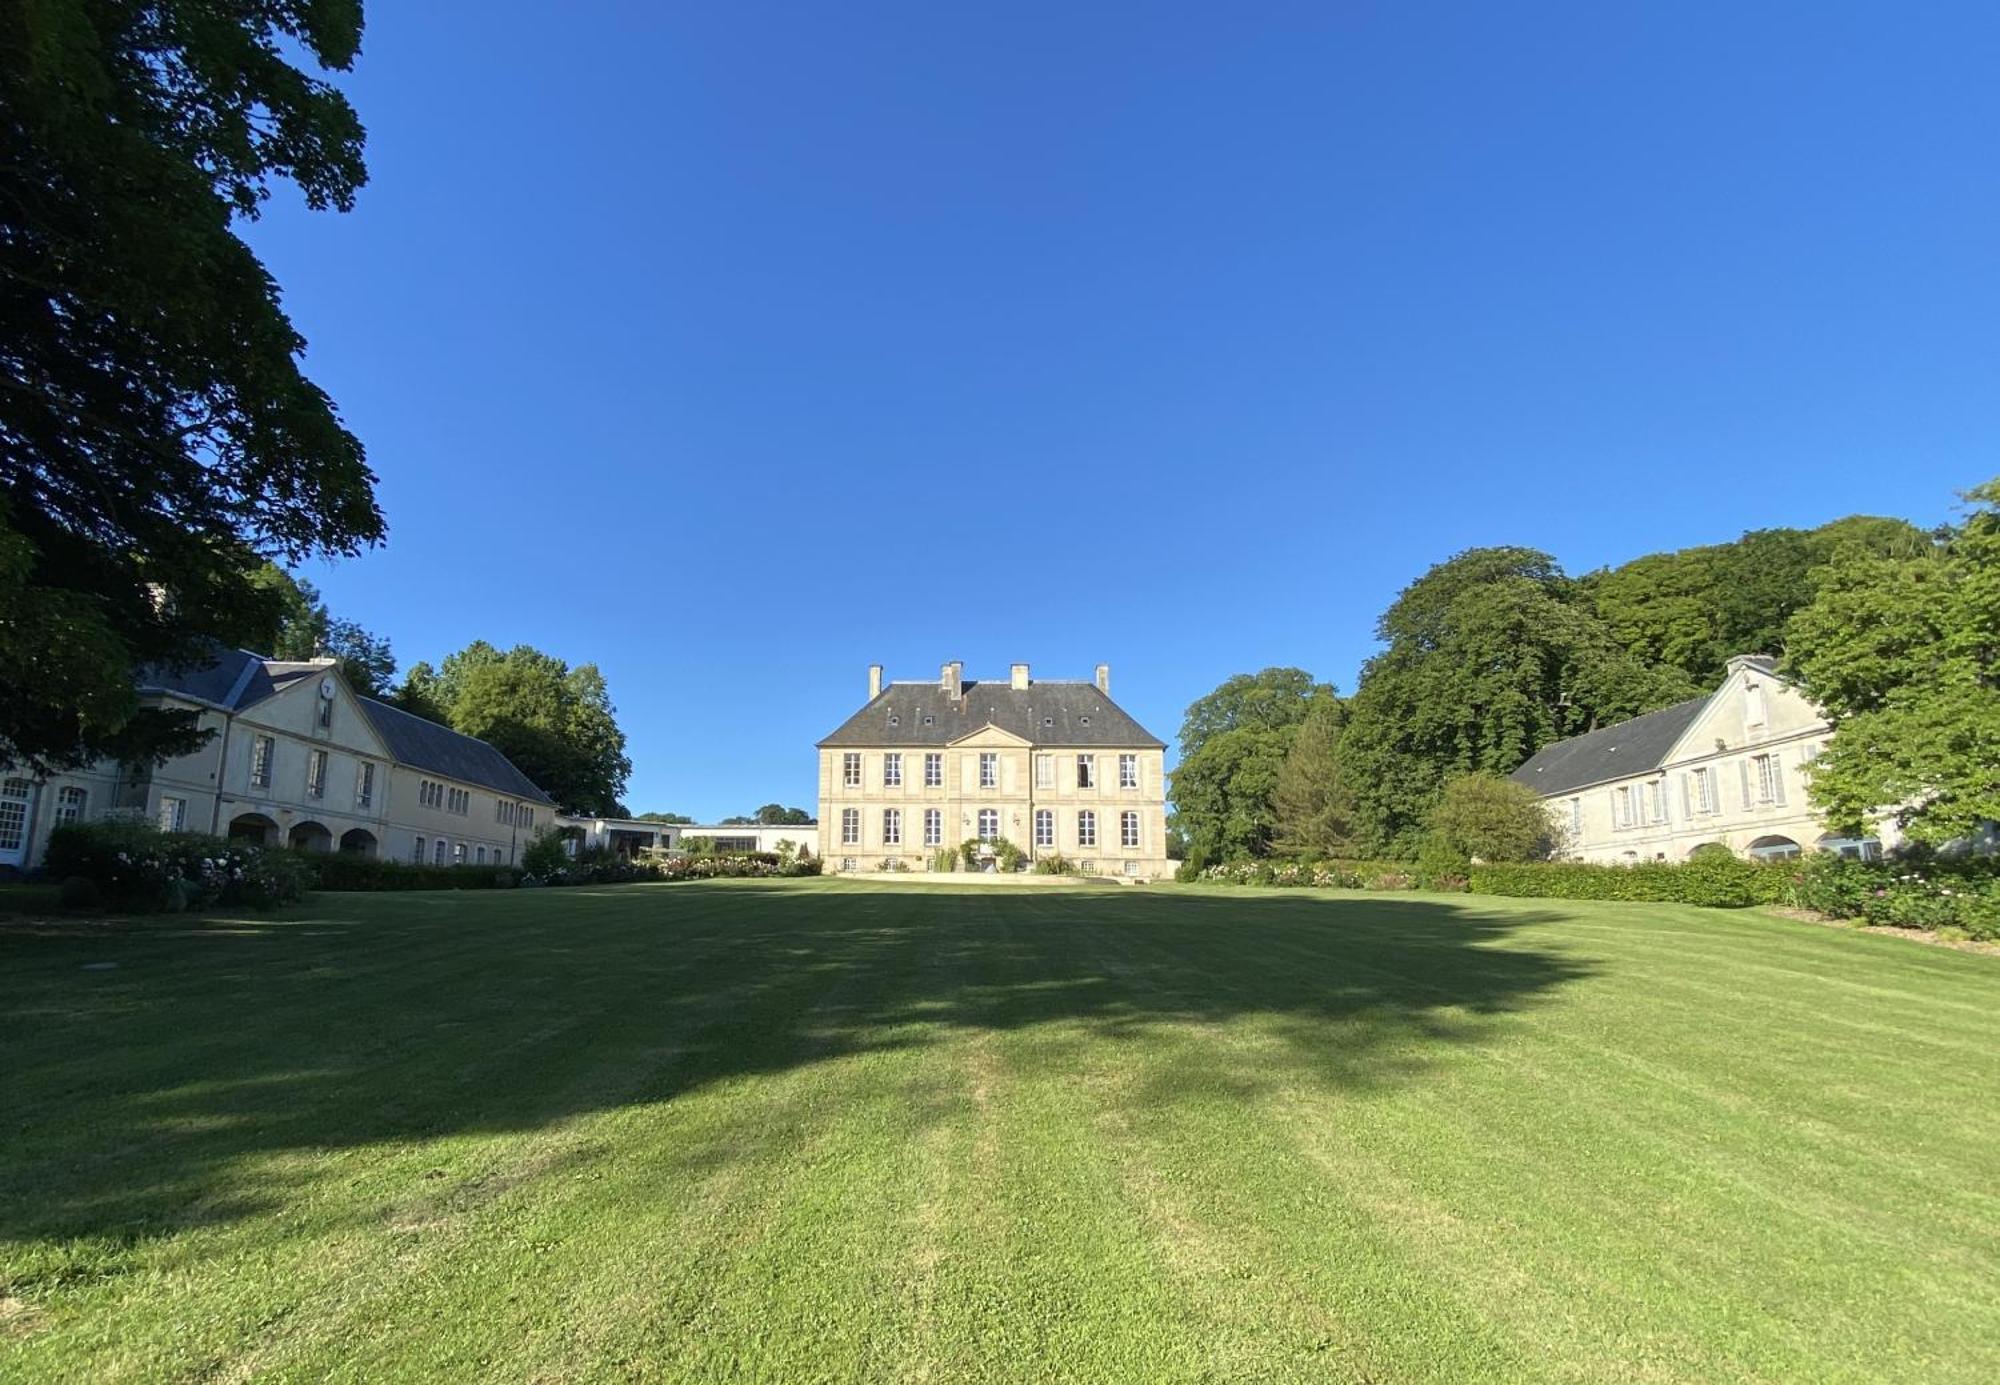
883 808 901 846
306 749 328 799
924 753 942 787
1034 808 1053 848
250 735 275 790
475 845 487 864
979 752 998 789
318 697 333 729
1034 754 1054 789
159 795 187 832
841 808 860 845
883 753 902 787
977 808 1000 841
0 779 29 852
355 762 374 809
498 799 513 824
55 786 88 825
1119 754 1138 790
1748 754 1785 807
1076 755 1095 790
413 836 426 864
1121 811 1141 848
434 838 447 865
1645 780 1666 825
1077 810 1097 848
843 753 862 788
520 807 534 831
924 808 943 846
1613 786 1633 829
420 779 445 809
1688 767 1717 815
1566 797 1582 838
453 841 467 865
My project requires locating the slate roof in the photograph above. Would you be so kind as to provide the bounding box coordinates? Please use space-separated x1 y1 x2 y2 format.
1508 696 1710 797
138 643 554 804
818 680 1166 749
358 697 555 804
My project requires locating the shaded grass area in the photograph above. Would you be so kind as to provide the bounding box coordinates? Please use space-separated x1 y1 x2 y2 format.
2 881 1997 1381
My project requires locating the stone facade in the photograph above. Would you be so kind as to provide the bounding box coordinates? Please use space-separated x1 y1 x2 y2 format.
816 662 1173 879
1513 656 1895 864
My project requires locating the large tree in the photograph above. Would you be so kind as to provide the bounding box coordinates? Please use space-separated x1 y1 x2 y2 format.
1785 481 1998 845
1168 667 1330 864
394 642 632 816
1269 689 1357 859
247 563 395 695
1340 547 1695 855
754 804 814 825
2 1 381 772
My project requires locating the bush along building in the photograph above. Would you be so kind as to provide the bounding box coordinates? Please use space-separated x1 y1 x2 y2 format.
1510 655 1898 864
0 647 554 874
816 661 1172 879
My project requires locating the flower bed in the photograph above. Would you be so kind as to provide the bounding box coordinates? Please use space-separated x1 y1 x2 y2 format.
45 820 312 911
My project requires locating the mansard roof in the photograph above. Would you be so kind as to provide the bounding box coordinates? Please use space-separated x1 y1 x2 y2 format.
818 680 1166 750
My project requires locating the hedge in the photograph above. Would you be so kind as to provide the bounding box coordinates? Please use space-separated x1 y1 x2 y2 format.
1466 855 1792 908
306 854 523 891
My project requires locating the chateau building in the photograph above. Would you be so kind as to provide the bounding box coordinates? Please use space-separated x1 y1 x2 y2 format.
0 647 555 873
816 662 1172 879
1510 655 1894 864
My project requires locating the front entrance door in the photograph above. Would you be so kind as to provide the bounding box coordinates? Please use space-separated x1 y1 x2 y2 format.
0 777 37 870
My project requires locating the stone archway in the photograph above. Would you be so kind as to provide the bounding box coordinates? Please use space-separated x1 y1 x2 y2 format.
228 813 279 847
338 827 379 858
287 820 333 853
1746 834 1802 861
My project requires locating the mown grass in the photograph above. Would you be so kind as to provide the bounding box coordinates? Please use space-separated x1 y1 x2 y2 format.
2 880 1996 1382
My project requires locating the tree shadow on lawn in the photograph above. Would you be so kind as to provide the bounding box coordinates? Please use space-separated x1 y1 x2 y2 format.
0 884 1595 1254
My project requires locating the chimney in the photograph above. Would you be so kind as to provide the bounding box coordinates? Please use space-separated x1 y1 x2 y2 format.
868 664 883 700
1010 663 1030 691
1094 663 1110 696
941 660 963 700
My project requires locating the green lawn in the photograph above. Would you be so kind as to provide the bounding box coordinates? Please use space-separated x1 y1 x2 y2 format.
3 881 1997 1382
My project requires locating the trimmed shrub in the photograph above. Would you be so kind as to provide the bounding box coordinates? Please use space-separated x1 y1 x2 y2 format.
45 820 311 912
307 854 523 891
58 875 102 911
1467 857 1790 908
1785 853 1999 940
1034 853 1078 876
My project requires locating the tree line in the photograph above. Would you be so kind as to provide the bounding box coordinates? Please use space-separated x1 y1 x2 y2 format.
1171 491 1992 865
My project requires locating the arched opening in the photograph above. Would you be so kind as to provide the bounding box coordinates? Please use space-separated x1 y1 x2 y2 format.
338 827 378 858
1746 834 1802 861
227 813 278 847
1815 832 1883 862
287 821 333 853
1686 841 1732 860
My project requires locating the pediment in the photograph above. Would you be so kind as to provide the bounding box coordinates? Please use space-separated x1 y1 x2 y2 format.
945 722 1033 749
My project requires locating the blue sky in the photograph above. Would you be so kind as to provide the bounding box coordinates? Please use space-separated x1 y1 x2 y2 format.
247 2 1999 819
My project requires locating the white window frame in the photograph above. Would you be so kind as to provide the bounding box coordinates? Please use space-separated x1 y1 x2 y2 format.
250 735 274 790
306 749 328 799
355 761 375 810
434 838 448 865
841 808 860 845
413 835 426 864
1035 808 1054 848
883 753 902 788
1121 811 1141 848
1077 809 1097 848
883 808 901 846
1077 755 1095 790
923 808 943 846
979 752 998 789
977 808 1000 842
55 785 88 825
1119 754 1138 790
453 841 467 865
1034 754 1054 789
843 753 863 788
159 795 187 833
924 753 943 787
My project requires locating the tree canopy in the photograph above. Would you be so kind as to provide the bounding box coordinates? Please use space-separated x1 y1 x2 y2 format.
393 642 632 816
753 804 815 825
1338 547 1695 855
1269 690 1356 860
2 1 380 771
1785 481 1998 845
248 564 395 696
1425 772 1557 863
1168 668 1331 864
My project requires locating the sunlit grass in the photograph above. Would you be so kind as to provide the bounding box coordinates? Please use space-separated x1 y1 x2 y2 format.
2 880 1996 1381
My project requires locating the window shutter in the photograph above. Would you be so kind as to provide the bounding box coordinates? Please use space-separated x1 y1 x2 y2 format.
1772 762 1787 808
1739 760 1754 808
1680 774 1692 818
963 753 977 790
